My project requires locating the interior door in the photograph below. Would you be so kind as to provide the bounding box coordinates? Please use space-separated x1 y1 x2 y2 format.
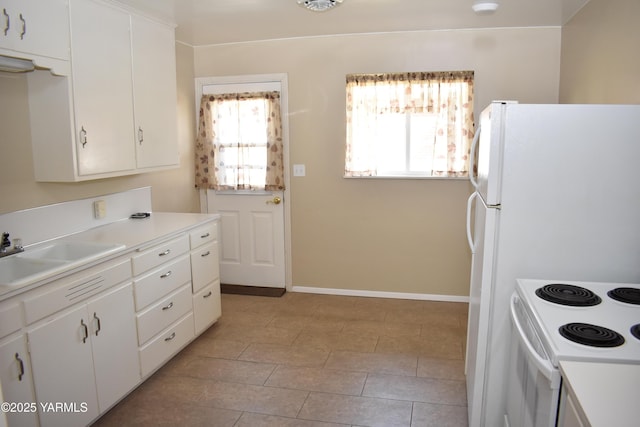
206 190 285 288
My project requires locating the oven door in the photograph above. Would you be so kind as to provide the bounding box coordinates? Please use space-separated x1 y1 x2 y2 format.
506 294 562 427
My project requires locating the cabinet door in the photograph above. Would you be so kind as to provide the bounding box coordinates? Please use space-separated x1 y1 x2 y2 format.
88 282 140 412
190 242 219 293
131 14 179 169
28 305 99 427
0 335 39 427
193 281 221 335
1 0 70 60
69 0 136 176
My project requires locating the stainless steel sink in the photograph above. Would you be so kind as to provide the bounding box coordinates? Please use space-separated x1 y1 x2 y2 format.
0 241 125 288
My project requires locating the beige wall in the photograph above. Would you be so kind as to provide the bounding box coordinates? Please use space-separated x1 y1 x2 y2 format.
560 0 640 104
195 28 562 296
0 42 199 215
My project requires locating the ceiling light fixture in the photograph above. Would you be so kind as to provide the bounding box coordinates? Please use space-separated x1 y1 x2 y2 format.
297 0 343 12
472 1 499 14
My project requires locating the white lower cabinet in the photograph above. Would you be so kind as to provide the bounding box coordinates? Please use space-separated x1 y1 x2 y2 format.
0 334 38 427
189 223 222 335
0 219 221 426
27 282 140 427
193 281 221 335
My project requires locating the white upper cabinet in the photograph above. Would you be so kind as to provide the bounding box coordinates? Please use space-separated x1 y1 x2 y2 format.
26 0 179 182
70 0 136 176
131 14 179 170
0 0 70 61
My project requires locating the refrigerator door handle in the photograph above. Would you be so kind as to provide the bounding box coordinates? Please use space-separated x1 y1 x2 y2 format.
466 191 478 253
468 126 481 190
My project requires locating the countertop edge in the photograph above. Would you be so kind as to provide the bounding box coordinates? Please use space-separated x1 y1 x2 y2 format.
0 212 220 302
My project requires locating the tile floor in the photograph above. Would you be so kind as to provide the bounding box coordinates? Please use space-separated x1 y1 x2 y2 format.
95 292 469 427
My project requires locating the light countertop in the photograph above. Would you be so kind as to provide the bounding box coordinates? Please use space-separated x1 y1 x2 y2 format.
0 212 219 301
560 360 640 427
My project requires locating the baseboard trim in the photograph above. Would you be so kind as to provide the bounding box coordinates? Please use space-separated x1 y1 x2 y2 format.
291 286 469 303
221 284 286 297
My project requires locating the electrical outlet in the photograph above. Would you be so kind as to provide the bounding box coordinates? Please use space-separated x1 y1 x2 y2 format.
94 200 106 219
293 164 306 177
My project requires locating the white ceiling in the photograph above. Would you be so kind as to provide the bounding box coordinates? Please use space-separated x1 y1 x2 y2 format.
116 0 590 46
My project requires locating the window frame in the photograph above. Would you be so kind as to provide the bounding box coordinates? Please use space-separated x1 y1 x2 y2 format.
344 71 474 180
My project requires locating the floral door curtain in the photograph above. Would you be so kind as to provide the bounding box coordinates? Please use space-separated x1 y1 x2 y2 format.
195 91 285 191
345 71 474 177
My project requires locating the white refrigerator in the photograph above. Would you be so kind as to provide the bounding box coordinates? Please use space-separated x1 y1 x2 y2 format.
464 101 640 427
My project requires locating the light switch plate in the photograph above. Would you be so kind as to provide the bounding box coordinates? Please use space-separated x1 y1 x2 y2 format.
293 164 306 177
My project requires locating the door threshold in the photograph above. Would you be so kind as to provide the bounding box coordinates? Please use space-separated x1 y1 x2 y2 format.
221 284 286 297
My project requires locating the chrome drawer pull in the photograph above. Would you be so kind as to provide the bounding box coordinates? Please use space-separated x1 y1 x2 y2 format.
201 251 210 257
93 312 101 336
159 249 171 256
160 270 172 279
18 13 25 39
203 291 213 298
164 332 176 342
80 319 89 343
15 353 25 381
2 9 9 36
162 302 174 311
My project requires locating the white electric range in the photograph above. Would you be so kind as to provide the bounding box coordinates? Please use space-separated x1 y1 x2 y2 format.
506 279 640 427
515 279 640 367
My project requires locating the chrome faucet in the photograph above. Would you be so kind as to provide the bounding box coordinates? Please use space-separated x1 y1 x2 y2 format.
0 232 24 258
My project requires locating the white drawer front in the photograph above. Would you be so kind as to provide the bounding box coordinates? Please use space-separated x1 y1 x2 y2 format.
132 234 189 276
133 255 190 311
139 312 194 377
189 224 217 249
23 259 132 324
0 303 22 339
190 242 219 293
136 284 192 345
193 279 221 335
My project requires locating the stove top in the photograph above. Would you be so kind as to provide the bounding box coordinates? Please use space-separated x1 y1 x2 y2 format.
516 279 640 367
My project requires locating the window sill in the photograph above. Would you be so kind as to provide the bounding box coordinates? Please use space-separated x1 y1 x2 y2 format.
343 175 469 181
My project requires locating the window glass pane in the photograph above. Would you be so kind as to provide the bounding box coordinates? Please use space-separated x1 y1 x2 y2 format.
409 113 437 173
376 114 406 173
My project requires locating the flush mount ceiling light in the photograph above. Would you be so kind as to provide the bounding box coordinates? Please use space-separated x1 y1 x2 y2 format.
472 1 499 14
297 0 344 12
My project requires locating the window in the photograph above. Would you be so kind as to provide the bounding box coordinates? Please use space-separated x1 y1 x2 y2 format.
345 71 474 178
195 91 285 191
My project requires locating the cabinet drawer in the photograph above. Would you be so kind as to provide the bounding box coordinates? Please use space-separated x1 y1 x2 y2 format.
132 234 189 276
133 255 190 311
23 258 132 324
139 312 194 377
193 280 221 335
190 242 219 293
189 224 217 249
136 284 192 345
0 303 22 339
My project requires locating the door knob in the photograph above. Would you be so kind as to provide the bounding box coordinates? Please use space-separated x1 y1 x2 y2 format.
266 196 282 205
